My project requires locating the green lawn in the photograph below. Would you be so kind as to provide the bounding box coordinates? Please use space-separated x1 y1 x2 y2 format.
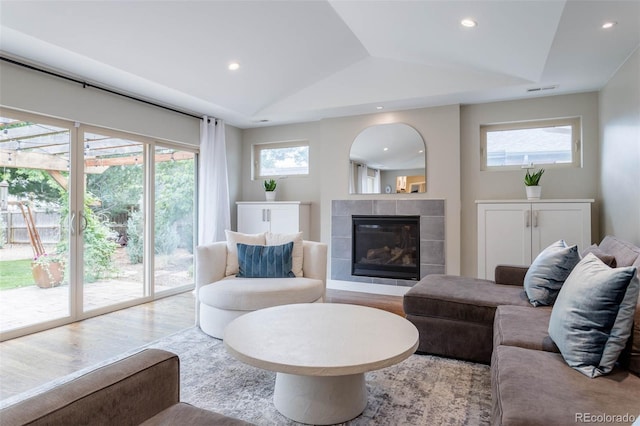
0 259 36 290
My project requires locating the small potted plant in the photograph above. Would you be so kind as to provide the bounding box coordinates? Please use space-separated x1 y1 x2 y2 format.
264 178 277 201
32 252 66 288
524 168 544 200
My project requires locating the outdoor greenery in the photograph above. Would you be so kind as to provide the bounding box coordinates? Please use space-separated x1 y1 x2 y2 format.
126 209 143 264
0 156 194 287
57 191 117 282
0 259 34 290
1 168 63 207
155 159 195 255
123 158 194 264
259 145 309 176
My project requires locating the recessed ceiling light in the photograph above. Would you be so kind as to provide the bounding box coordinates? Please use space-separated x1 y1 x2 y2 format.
461 18 477 28
228 62 240 71
383 147 389 151
376 106 384 110
602 21 617 29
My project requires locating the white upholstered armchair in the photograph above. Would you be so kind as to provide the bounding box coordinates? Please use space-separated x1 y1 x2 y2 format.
195 238 327 339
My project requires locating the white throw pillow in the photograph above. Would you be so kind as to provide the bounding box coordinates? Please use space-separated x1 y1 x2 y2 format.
265 231 303 277
224 230 266 276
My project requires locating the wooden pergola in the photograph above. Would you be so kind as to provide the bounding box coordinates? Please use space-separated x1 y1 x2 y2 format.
0 119 194 190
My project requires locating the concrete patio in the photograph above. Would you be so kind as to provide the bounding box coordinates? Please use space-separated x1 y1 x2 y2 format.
0 244 193 334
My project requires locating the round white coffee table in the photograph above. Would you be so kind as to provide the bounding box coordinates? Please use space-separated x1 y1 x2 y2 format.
223 303 419 425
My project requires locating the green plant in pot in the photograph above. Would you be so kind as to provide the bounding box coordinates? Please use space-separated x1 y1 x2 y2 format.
264 179 277 201
524 168 544 200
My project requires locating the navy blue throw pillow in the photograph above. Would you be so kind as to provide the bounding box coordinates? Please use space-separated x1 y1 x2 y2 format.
236 242 295 278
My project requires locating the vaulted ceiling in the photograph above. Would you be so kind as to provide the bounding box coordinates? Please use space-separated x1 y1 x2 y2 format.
1 1 639 128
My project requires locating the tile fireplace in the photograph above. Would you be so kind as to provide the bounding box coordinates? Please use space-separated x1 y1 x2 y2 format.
331 199 445 287
351 215 420 280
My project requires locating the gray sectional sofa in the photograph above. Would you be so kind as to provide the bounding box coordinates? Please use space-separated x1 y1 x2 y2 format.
0 349 251 426
404 235 640 425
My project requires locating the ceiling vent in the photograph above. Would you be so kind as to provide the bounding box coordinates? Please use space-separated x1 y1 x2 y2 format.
527 85 558 93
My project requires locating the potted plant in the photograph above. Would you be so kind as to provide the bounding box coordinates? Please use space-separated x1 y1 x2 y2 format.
524 168 544 200
264 179 277 201
32 253 66 288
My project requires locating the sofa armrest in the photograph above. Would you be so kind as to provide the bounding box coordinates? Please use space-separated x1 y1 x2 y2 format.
0 349 179 426
494 265 528 286
196 241 228 291
302 240 328 291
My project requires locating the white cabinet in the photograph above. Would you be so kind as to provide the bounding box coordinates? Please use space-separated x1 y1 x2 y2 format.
237 202 310 239
477 200 593 280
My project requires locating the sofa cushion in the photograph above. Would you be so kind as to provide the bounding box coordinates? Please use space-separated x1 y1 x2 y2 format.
581 244 617 267
403 275 530 326
141 402 253 425
599 235 640 267
236 242 295 278
548 253 638 378
199 277 324 311
493 305 558 353
265 231 303 277
523 240 580 307
224 230 266 276
492 345 640 426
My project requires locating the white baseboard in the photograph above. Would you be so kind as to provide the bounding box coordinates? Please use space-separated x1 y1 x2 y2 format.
327 279 410 296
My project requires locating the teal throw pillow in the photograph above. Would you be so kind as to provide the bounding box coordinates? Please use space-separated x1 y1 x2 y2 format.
548 253 639 378
236 242 295 278
524 240 581 306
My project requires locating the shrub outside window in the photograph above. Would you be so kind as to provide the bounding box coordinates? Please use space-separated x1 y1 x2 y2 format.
480 117 581 170
253 140 309 178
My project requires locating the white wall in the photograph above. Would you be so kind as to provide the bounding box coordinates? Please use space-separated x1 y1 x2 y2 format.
242 121 323 239
460 92 600 277
599 48 640 245
240 105 462 276
224 124 243 231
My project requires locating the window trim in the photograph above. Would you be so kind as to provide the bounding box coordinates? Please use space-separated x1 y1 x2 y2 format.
480 117 581 171
252 139 310 179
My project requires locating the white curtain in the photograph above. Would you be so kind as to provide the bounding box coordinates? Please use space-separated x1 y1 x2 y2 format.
372 169 381 194
198 116 230 244
358 164 368 194
348 161 357 193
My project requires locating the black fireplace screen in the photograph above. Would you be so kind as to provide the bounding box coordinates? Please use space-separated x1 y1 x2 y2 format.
352 215 420 280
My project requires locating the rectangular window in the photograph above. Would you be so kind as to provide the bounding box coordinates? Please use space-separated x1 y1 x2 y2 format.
480 117 581 170
253 140 309 178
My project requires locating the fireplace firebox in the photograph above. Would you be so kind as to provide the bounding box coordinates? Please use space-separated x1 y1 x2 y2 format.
352 215 420 280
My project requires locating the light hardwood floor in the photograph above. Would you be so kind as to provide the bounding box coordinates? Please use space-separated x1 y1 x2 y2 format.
0 288 403 401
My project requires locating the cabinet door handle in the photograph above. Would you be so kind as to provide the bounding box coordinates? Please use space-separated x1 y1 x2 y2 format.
525 210 530 228
533 210 538 228
267 209 271 222
262 209 266 222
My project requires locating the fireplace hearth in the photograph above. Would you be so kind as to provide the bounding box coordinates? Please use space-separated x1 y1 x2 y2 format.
352 215 420 280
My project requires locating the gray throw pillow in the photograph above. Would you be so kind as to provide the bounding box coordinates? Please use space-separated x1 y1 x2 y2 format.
548 253 639 378
523 240 581 306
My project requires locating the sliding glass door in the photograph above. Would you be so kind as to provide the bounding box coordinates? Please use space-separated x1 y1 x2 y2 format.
81 129 147 312
153 146 196 293
0 108 197 340
0 113 72 334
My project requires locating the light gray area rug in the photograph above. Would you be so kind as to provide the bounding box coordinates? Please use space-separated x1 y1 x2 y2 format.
147 327 491 425
1 326 491 425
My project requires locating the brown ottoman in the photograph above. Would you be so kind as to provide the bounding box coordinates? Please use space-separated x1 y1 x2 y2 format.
403 274 530 363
